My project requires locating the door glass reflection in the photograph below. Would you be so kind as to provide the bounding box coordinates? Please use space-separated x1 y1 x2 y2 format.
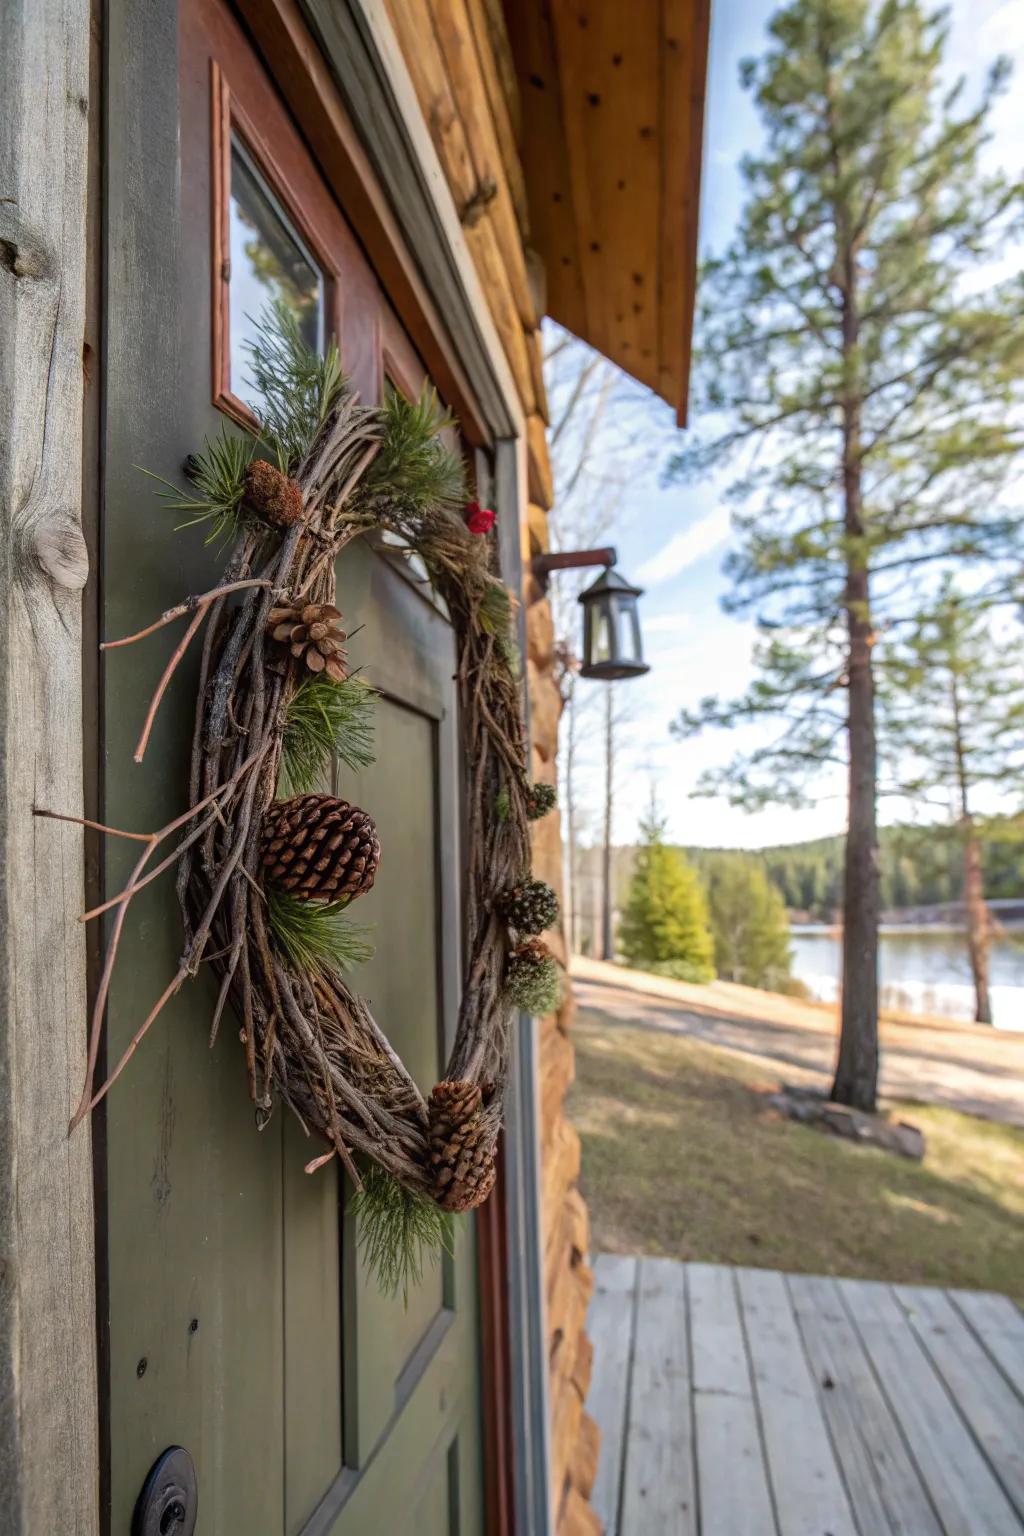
228 137 324 404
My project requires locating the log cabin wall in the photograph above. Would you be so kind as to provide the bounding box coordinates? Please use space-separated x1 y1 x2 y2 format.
383 3 601 1532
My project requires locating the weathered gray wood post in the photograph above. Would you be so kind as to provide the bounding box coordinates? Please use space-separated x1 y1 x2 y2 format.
0 1 99 1530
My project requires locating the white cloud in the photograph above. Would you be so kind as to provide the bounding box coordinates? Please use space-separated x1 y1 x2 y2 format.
634 505 732 586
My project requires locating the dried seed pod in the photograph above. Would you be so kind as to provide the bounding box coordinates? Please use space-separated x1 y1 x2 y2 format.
243 459 304 529
498 878 560 935
525 782 557 821
505 938 561 1014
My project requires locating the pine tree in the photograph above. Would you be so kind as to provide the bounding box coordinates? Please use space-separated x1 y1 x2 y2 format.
668 0 1024 1109
705 855 794 991
879 582 1024 1022
619 812 715 981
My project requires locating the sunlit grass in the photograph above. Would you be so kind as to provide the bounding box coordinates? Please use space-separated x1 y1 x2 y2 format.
569 1010 1024 1302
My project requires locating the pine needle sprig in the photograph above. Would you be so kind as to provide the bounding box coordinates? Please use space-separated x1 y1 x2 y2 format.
478 581 519 673
281 674 377 794
267 888 375 975
350 1161 455 1303
139 428 253 545
478 580 512 637
361 383 466 527
245 299 349 470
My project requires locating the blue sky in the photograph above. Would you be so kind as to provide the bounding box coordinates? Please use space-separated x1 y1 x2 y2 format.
568 0 1024 852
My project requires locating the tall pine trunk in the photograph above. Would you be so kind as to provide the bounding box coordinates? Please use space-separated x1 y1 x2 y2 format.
962 823 992 1023
950 671 992 1022
834 575 880 1109
831 246 880 1112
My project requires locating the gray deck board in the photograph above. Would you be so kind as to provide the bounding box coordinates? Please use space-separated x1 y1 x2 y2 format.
585 1259 1024 1536
949 1288 1024 1402
895 1284 1024 1520
619 1259 696 1536
587 1255 638 1536
737 1267 857 1536
787 1272 944 1536
689 1262 777 1535
833 1278 1020 1536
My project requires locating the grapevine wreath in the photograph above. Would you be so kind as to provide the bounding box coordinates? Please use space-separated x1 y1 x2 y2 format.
46 305 561 1291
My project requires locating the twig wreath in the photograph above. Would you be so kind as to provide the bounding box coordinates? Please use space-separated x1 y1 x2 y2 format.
43 304 561 1292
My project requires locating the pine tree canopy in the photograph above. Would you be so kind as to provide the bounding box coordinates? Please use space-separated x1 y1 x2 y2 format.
669 0 1024 809
703 855 794 991
619 812 715 981
879 577 1024 810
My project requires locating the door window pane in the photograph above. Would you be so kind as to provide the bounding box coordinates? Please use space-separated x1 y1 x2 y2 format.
229 137 325 404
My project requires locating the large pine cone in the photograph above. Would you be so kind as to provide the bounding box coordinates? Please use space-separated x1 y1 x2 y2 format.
268 602 348 683
261 793 380 902
428 1079 497 1212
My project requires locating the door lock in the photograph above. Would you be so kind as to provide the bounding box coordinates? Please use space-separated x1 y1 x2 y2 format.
132 1445 198 1536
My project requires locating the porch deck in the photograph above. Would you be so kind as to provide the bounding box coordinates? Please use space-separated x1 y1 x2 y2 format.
585 1255 1024 1535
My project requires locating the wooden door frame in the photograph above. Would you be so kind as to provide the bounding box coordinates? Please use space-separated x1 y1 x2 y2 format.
93 1 551 1533
0 3 98 1533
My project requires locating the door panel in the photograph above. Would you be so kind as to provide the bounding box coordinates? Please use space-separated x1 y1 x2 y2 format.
283 1118 342 1533
102 2 485 1530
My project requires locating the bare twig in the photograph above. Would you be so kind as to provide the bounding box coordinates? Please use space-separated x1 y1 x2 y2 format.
133 605 207 763
100 578 274 650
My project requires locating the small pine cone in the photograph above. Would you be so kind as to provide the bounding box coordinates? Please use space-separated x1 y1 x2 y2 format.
505 938 561 1014
261 793 380 902
267 601 348 683
243 458 304 529
498 878 559 935
525 782 557 821
427 1079 497 1212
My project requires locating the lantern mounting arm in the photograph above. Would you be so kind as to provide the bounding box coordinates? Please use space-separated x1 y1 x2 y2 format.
530 546 617 593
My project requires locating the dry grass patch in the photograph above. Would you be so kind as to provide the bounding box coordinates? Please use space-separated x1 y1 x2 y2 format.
569 1010 1024 1302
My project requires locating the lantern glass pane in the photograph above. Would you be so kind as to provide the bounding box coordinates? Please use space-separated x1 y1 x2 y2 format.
594 604 614 663
611 595 637 661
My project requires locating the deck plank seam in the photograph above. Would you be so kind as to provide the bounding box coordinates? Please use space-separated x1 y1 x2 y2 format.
835 1279 962 1536
894 1288 1024 1525
613 1255 642 1536
782 1271 872 1536
732 1266 783 1536
684 1263 702 1536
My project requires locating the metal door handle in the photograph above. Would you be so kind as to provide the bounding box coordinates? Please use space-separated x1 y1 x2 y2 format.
132 1445 198 1536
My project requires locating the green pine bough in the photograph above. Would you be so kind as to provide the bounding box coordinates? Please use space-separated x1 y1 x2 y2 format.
267 889 375 976
281 672 377 794
349 1161 455 1304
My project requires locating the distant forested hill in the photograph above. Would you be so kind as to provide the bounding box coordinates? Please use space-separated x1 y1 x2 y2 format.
685 819 1024 921
575 816 1024 934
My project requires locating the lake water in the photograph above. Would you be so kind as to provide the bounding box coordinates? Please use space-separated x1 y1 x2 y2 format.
790 926 1024 1032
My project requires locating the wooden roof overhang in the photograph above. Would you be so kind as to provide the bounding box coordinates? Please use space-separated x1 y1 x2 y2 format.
503 0 711 425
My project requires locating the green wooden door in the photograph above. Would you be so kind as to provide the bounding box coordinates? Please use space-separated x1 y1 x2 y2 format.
100 2 485 1529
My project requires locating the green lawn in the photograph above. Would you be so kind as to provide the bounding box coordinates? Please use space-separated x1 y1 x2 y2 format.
569 1009 1024 1302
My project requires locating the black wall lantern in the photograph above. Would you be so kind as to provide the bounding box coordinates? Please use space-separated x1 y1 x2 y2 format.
532 547 650 681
